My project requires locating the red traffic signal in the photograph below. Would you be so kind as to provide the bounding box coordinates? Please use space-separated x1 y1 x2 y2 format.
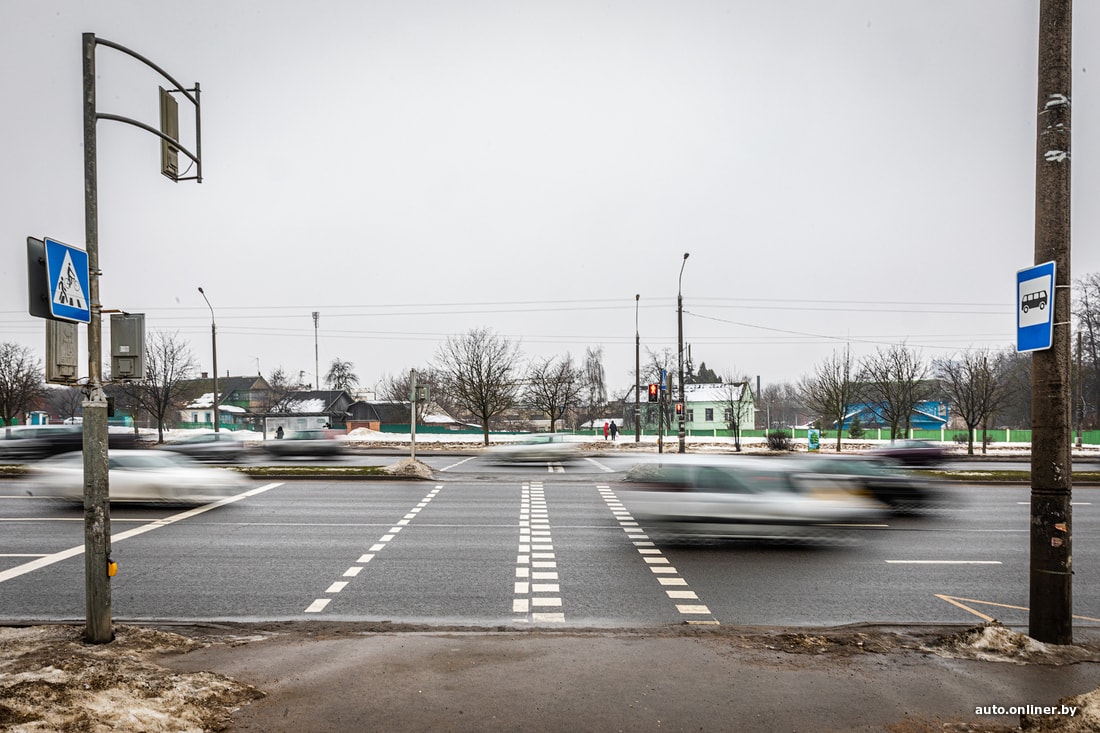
675 402 683 416
647 383 659 402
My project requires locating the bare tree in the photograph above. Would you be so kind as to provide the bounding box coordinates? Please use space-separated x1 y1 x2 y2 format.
1074 272 1100 427
379 367 453 423
263 367 297 413
798 347 862 452
123 331 197 443
325 359 359 392
859 344 934 441
44 385 85 423
0 342 44 433
993 347 1033 428
525 355 581 433
935 349 1011 455
757 380 803 430
434 328 522 445
570 346 607 430
719 373 754 452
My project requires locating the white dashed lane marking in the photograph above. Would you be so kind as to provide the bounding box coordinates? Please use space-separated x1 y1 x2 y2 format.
514 481 564 623
304 485 442 614
597 484 719 625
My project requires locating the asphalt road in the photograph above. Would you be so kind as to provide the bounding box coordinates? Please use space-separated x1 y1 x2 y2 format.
1 461 1097 629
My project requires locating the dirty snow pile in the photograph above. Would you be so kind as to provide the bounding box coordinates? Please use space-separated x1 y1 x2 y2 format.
382 457 435 479
0 625 261 733
930 623 1100 732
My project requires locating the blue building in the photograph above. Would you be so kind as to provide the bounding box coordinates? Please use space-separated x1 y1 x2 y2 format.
838 400 949 432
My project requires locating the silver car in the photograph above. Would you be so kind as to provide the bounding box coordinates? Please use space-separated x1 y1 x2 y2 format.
617 456 886 542
29 450 252 503
486 434 581 463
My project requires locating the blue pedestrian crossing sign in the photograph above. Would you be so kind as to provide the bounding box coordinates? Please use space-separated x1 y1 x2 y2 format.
1017 260 1055 353
44 238 91 324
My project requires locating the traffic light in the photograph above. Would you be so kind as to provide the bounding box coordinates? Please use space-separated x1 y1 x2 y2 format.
647 383 659 402
675 402 683 416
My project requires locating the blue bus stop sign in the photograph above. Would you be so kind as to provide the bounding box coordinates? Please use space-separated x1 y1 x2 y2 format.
44 237 91 324
1017 261 1055 353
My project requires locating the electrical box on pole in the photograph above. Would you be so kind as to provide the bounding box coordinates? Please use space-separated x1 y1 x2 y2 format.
46 319 80 384
110 313 145 381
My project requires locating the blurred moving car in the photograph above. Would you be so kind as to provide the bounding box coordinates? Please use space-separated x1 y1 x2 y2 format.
28 450 251 503
487 434 580 463
868 439 948 467
800 455 951 514
0 425 137 461
160 431 252 463
263 429 345 458
617 457 885 542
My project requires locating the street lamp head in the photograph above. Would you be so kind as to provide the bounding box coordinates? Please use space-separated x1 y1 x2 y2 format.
197 286 204 294
683 252 689 261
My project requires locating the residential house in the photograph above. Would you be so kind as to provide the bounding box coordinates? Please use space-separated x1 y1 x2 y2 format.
266 389 357 434
180 375 271 431
682 382 756 433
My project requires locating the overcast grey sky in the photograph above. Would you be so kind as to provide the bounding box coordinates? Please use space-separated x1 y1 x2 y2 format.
3 1 1098 396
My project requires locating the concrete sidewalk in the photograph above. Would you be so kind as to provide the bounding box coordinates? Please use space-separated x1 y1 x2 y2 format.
156 622 1100 733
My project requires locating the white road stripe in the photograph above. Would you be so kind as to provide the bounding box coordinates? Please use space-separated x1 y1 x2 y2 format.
0 482 285 585
304 484 443 614
886 560 1003 565
598 484 718 625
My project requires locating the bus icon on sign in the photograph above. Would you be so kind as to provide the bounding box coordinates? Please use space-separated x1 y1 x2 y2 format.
1021 290 1048 313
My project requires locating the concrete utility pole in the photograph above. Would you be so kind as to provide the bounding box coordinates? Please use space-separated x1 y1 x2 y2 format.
677 253 689 453
1029 0 1073 645
81 32 202 643
82 32 112 645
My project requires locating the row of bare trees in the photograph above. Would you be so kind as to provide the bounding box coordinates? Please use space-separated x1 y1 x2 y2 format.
797 343 1030 455
378 328 608 445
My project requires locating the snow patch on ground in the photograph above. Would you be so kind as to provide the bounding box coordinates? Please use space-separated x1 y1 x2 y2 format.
0 625 261 732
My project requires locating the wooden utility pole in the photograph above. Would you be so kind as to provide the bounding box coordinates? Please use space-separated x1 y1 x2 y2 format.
1029 0 1073 645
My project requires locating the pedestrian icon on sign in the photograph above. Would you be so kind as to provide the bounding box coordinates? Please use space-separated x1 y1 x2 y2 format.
53 252 88 310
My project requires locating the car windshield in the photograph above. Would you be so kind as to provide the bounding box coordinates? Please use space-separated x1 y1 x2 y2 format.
110 453 191 470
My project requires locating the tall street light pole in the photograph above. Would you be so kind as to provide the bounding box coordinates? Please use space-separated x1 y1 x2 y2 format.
677 252 689 454
198 288 219 432
313 311 320 390
635 294 641 443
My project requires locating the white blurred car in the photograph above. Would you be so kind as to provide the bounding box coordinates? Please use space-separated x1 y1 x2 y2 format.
617 457 886 541
487 434 581 463
29 450 252 503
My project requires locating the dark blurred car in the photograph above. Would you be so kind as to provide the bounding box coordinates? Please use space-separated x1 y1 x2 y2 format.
0 425 138 461
617 457 885 542
263 429 345 458
160 431 252 463
800 455 951 514
868 439 948 467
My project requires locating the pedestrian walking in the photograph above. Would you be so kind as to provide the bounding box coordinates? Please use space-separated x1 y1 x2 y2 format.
610 421 618 440
603 421 610 440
